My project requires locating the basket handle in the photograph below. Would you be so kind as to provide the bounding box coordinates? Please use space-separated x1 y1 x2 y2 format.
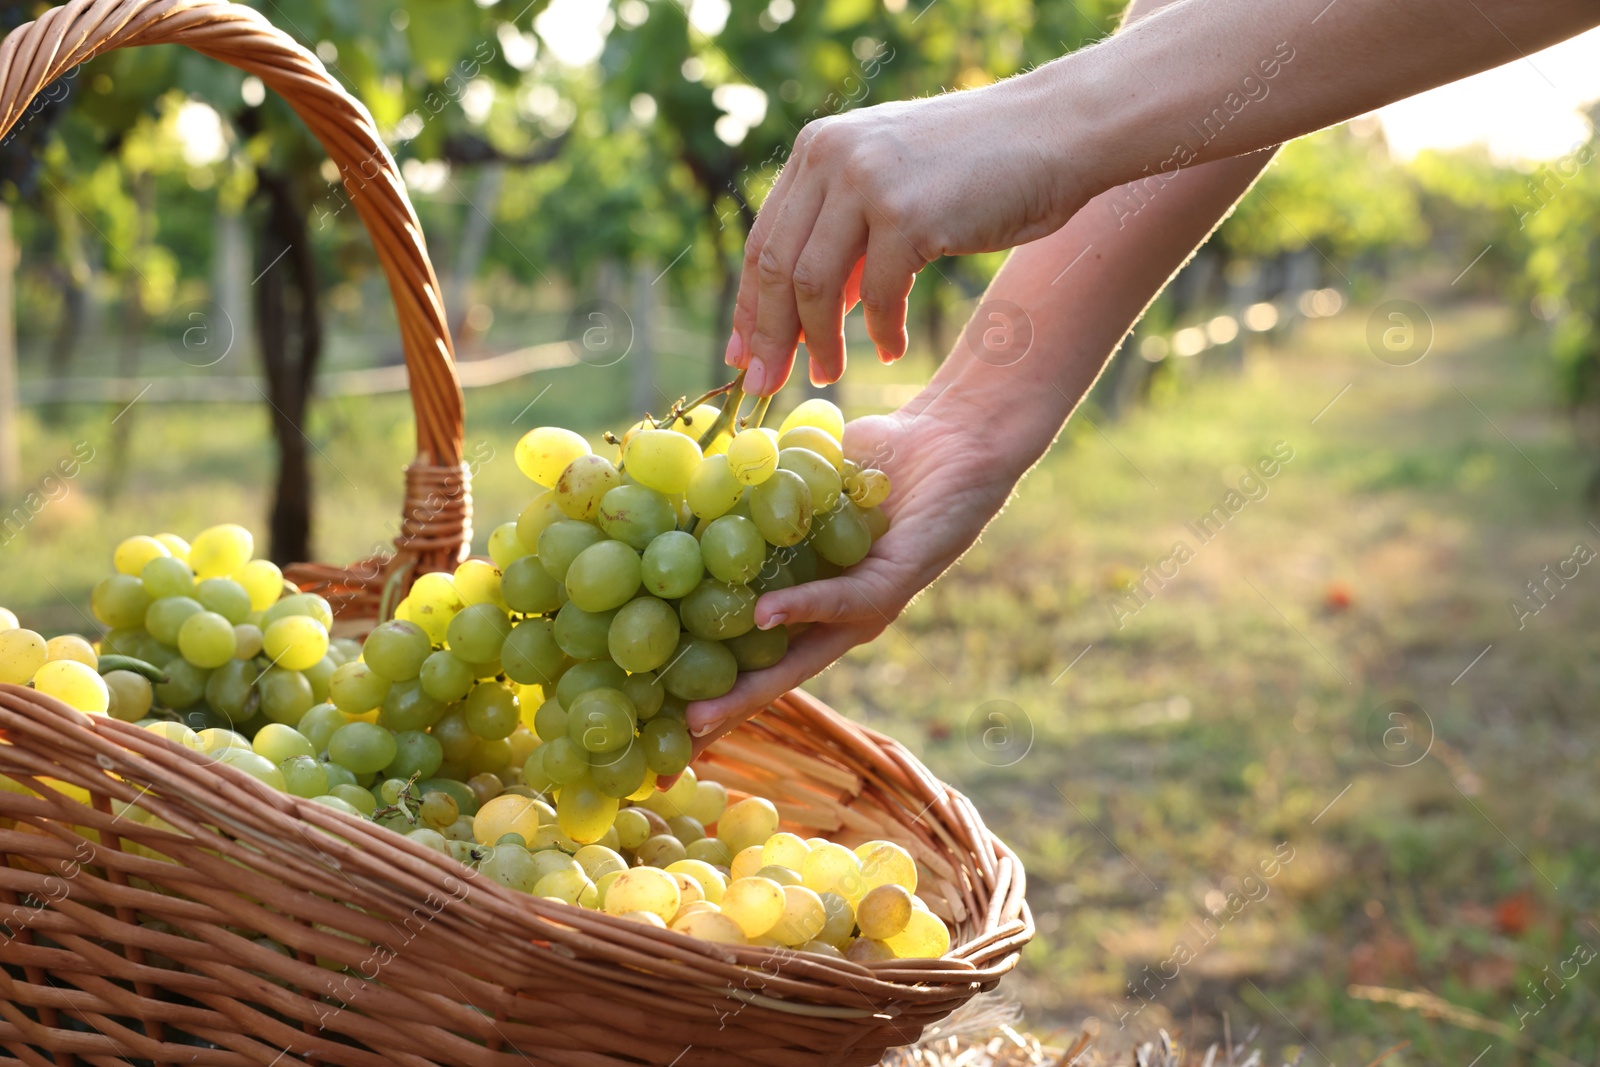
0 0 470 610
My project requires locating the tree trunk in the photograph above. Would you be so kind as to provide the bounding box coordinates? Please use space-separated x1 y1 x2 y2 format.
105 170 153 503
253 169 322 565
446 162 504 348
0 204 17 497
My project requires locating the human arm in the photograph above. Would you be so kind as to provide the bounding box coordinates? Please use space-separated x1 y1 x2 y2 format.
726 0 1599 396
684 141 1281 749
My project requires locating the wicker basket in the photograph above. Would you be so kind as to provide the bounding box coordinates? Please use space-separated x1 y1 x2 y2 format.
0 0 473 619
0 1 1032 1062
0 685 1031 1066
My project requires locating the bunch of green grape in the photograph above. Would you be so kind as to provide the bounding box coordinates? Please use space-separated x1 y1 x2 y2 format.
477 396 890 839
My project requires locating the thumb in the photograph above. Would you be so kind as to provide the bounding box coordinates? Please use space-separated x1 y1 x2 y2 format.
754 567 895 629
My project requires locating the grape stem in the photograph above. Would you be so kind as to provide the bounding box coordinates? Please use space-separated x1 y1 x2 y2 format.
693 370 749 451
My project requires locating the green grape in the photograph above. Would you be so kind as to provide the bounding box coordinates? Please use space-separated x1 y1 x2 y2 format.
189 523 254 579
479 843 542 893
297 702 347 753
446 603 512 664
811 500 872 567
541 736 590 784
379 679 445 732
0 629 46 685
419 650 475 703
239 558 285 612
574 843 628 881
263 616 329 671
613 807 652 851
196 578 252 624
145 596 203 646
725 626 788 671
554 659 627 707
778 398 845 440
309 795 364 818
749 469 813 547
453 560 506 610
155 658 210 709
204 659 259 723
636 834 688 869
686 453 743 519
640 530 703 599
718 796 780 853
262 592 334 631
104 670 154 722
408 827 451 854
603 866 681 921
550 601 615 662
92 575 152 630
700 515 766 584
321 760 359 791
501 556 563 615
750 557 796 594
536 520 606 584
532 698 568 742
606 597 680 673
408 571 462 617
727 429 778 486
378 778 407 806
254 722 316 763
385 730 444 780
417 776 479 817
622 672 665 720
597 485 677 551
488 521 530 569
622 428 701 495
141 556 196 600
817 890 856 948
556 779 620 845
328 721 398 776
659 635 738 701
304 655 336 703
224 625 260 664
884 907 950 959
469 736 514 777
641 717 692 776
778 448 843 514
465 681 520 740
776 426 843 470
515 426 592 487
216 748 287 792
856 884 914 940
362 620 432 681
722 876 786 938
591 743 649 799
33 660 109 713
565 540 643 613
279 754 330 798
114 534 169 576
259 667 315 726
566 688 636 754
846 466 892 509
516 491 566 554
430 710 479 764
787 541 820 584
687 779 729 825
328 783 377 815
329 660 390 713
678 579 757 641
555 454 622 520
501 618 568 686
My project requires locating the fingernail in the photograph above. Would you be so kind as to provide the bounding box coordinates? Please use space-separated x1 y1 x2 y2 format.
690 717 722 737
744 357 769 396
758 612 787 631
725 332 744 368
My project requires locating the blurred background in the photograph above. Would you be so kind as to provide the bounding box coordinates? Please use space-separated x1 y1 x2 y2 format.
1 0 1598 1061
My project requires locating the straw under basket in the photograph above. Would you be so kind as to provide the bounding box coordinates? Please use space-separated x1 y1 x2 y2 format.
0 0 1032 1062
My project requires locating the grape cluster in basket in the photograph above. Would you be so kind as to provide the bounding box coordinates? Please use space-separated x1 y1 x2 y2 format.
0 397 948 959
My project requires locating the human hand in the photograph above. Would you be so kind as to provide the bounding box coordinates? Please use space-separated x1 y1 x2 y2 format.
727 74 1089 396
683 395 1022 756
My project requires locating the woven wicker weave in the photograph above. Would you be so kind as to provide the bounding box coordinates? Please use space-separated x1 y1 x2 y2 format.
0 684 1031 1066
0 0 471 619
0 1 1033 1062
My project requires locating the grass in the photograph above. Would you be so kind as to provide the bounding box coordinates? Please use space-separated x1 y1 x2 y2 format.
6 295 1598 1063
